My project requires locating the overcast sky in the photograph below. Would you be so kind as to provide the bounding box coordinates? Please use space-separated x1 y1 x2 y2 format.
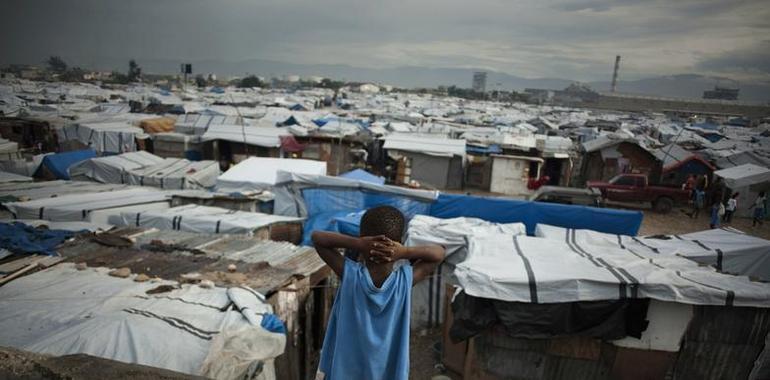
2 0 768 83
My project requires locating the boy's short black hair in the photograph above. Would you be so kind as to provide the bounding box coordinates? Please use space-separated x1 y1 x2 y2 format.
359 205 405 242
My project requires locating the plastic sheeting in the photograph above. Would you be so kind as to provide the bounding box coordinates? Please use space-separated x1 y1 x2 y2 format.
110 204 302 235
37 149 96 180
0 222 79 255
217 157 327 193
272 172 437 245
0 264 285 379
455 232 770 307
4 188 172 222
202 124 288 147
58 122 145 154
339 169 385 185
0 170 32 183
1 219 113 232
536 224 770 282
429 193 643 236
715 164 770 188
70 151 220 190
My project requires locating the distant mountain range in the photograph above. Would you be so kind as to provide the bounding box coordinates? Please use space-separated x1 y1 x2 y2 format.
70 57 770 103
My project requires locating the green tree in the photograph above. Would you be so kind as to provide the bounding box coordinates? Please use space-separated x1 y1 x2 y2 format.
46 56 67 73
127 59 142 82
60 67 86 82
238 75 263 88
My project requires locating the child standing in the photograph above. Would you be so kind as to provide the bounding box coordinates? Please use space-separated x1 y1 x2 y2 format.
751 192 767 227
312 206 445 380
723 192 738 223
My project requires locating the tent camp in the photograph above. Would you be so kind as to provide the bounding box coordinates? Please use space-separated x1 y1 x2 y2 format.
110 204 302 238
69 151 220 190
57 122 147 154
216 157 327 193
714 163 770 218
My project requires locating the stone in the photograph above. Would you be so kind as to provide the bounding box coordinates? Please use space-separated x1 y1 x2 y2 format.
134 274 150 282
199 280 215 289
108 267 131 278
75 262 87 271
227 264 237 272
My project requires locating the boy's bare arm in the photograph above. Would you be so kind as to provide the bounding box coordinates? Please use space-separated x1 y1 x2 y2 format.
311 231 382 278
368 238 445 285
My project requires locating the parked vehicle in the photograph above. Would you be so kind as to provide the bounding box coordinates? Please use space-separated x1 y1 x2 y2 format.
587 173 690 213
530 186 604 207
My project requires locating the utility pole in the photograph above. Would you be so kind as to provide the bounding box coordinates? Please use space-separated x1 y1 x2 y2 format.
611 55 621 93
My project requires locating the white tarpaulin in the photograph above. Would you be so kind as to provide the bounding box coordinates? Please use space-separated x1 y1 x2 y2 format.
0 170 32 183
70 151 220 190
110 204 302 235
217 157 327 193
0 180 135 202
455 232 770 307
58 121 146 153
535 224 770 282
714 163 770 188
404 215 526 329
0 264 285 379
1 219 113 232
382 133 466 158
202 124 288 147
3 188 171 223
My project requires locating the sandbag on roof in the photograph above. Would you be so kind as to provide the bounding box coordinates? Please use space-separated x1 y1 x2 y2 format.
455 233 770 307
535 223 770 282
110 204 302 235
0 264 285 379
69 151 220 190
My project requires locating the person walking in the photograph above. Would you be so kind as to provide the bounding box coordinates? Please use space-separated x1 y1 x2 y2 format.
723 192 738 223
750 192 767 227
710 199 722 229
690 186 705 219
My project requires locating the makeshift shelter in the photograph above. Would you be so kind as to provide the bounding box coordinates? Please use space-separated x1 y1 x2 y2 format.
0 180 134 202
0 264 286 379
382 134 466 189
581 136 661 184
34 149 96 180
489 155 544 196
714 164 770 218
138 116 176 134
216 157 327 193
202 124 289 162
152 132 204 159
0 170 32 183
57 121 146 154
111 204 303 242
175 114 243 136
3 188 172 224
69 151 220 190
272 172 438 244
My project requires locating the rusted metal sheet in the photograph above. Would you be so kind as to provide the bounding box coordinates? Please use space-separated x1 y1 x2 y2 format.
684 305 770 345
673 342 763 380
546 337 601 360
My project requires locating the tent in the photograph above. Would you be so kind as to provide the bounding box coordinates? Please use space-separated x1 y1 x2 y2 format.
339 169 385 185
202 124 289 148
35 149 96 180
0 264 285 379
110 204 302 236
714 164 770 218
69 151 220 190
216 157 327 193
3 188 171 224
58 122 146 154
535 224 770 282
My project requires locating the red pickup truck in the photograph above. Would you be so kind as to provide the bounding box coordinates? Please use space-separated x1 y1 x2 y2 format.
587 174 690 213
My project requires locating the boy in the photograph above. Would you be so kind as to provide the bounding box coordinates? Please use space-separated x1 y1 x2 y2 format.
312 206 445 380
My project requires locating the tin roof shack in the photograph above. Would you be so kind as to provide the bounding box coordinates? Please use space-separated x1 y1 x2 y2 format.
382 134 466 189
714 164 770 219
581 135 662 185
489 155 543 196
653 144 715 187
292 133 371 176
52 228 332 380
0 117 57 153
201 124 288 165
437 224 770 380
536 135 574 187
464 144 501 191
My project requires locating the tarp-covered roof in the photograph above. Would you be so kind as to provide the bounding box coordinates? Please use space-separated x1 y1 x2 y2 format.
37 149 96 180
382 134 466 157
714 163 770 188
217 157 327 192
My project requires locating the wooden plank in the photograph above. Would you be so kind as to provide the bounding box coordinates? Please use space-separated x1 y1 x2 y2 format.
0 255 41 274
442 284 467 375
0 262 38 286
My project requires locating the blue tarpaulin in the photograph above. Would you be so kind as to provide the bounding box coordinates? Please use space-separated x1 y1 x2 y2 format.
339 169 385 185
37 149 96 180
0 222 80 256
466 144 502 155
429 193 643 236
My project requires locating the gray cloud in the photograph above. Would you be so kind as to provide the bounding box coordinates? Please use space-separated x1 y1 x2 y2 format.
1 0 768 83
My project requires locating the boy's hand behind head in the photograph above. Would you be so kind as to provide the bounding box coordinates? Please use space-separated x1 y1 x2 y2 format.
367 236 407 264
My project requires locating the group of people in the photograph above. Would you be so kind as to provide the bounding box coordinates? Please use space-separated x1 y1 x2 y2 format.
684 174 766 228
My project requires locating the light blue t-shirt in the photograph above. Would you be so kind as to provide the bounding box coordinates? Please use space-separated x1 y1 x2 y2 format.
319 257 413 380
